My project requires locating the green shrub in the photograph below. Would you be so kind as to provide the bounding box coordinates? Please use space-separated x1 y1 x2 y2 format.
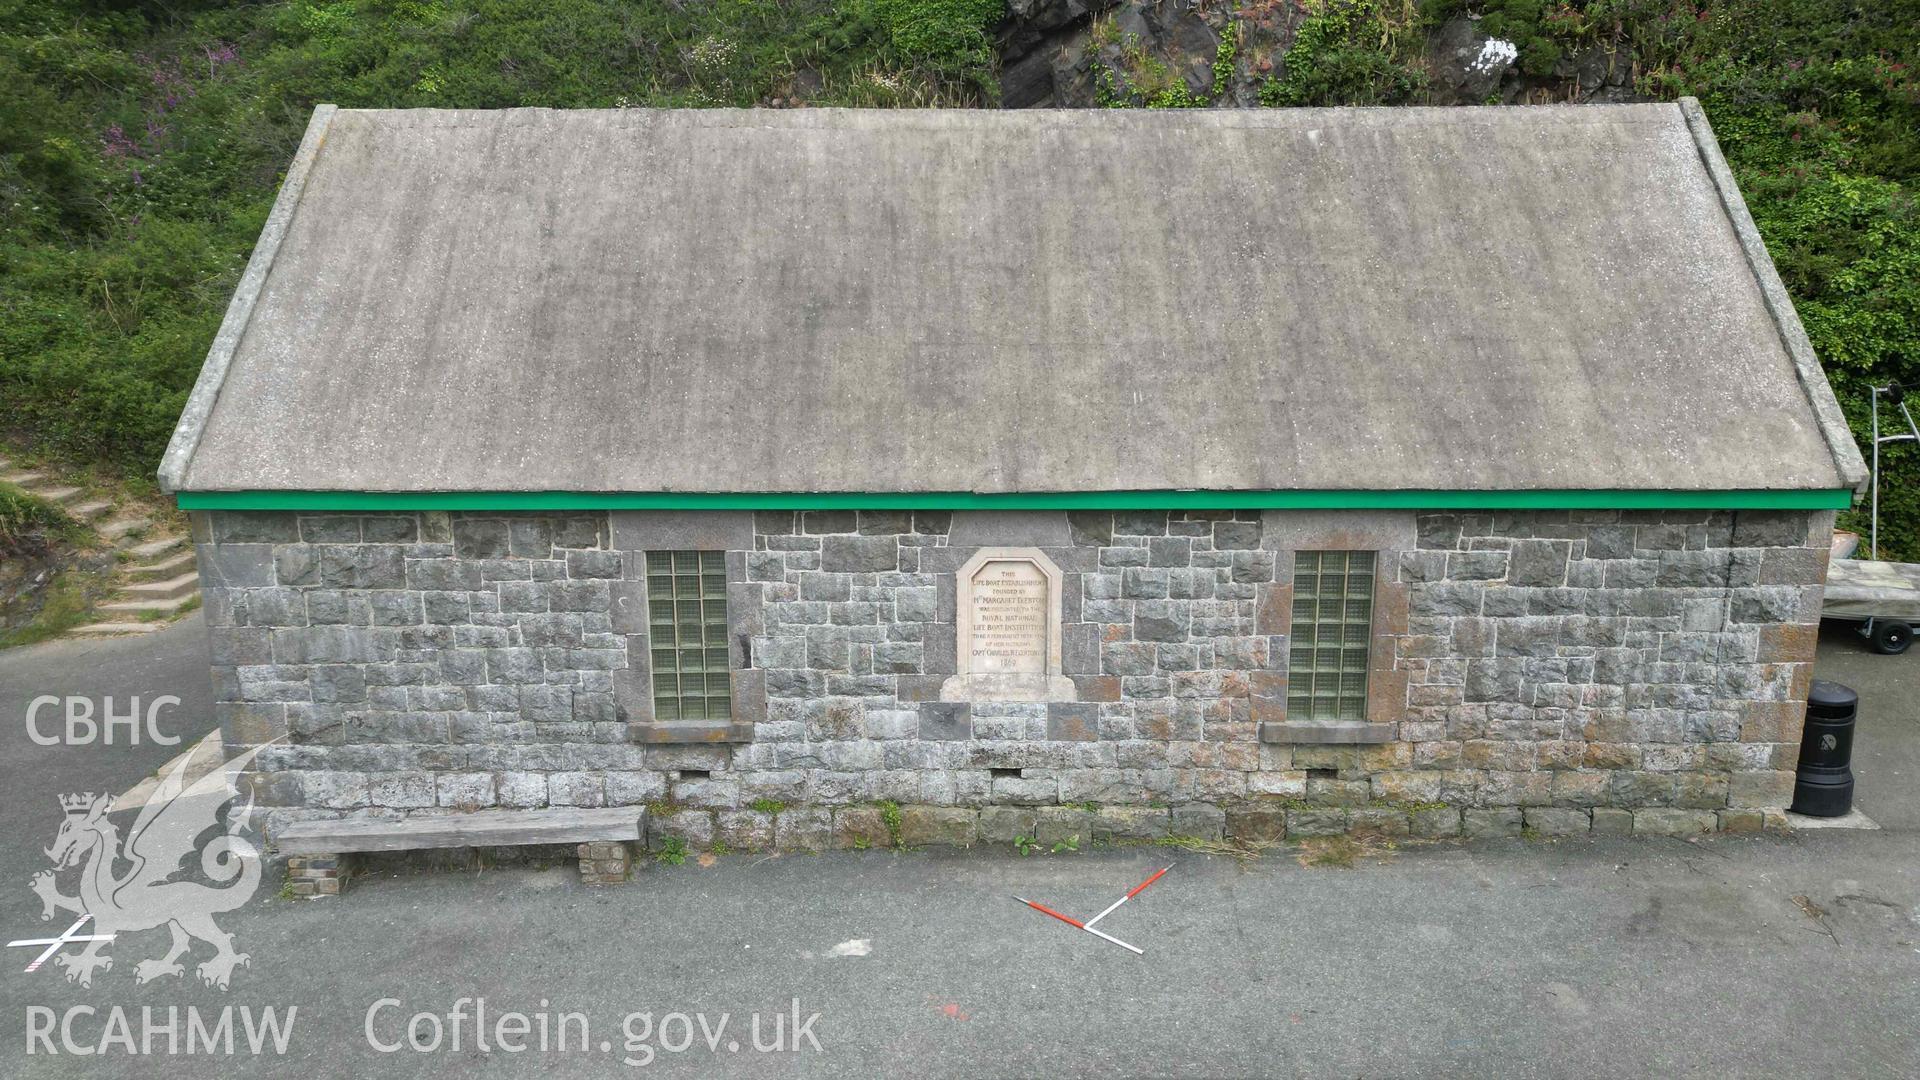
1099 20 1237 109
1463 0 1565 77
869 0 1001 62
1260 0 1427 107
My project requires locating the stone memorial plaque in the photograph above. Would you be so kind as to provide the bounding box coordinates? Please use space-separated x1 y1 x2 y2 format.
942 547 1076 703
969 560 1048 675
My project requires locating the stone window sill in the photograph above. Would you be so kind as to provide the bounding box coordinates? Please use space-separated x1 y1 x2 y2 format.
628 720 755 745
1259 721 1396 745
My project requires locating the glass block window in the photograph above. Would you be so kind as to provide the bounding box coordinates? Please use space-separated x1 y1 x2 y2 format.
1288 551 1376 722
645 551 732 722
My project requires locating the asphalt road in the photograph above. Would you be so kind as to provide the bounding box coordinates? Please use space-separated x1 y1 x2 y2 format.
0 618 215 896
0 616 1911 1078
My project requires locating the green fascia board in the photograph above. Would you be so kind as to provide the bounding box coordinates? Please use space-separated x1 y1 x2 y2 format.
174 489 1857 512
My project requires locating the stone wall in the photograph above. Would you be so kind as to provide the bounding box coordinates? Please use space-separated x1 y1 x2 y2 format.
196 506 1831 844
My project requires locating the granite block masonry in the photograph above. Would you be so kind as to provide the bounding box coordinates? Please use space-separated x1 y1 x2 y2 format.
199 506 1833 844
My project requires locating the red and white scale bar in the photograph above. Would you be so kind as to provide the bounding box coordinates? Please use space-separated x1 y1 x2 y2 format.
1012 896 1144 955
1012 863 1174 956
1083 864 1170 928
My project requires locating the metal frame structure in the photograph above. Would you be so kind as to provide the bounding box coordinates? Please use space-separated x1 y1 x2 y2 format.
1869 382 1920 560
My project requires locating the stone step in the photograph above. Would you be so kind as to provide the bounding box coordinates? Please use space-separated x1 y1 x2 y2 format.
99 517 151 544
67 499 113 522
119 572 199 601
98 595 194 617
29 485 84 505
1 471 46 487
126 534 188 561
125 549 195 581
69 622 161 636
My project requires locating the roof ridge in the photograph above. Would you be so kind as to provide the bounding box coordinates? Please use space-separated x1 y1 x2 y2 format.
1677 95 1868 493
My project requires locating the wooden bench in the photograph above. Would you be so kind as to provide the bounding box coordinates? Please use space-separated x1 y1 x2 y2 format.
276 807 646 895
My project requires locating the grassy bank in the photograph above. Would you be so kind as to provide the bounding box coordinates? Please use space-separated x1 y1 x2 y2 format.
0 482 93 647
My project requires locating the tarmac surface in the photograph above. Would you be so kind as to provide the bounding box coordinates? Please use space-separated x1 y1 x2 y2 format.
0 615 1913 1077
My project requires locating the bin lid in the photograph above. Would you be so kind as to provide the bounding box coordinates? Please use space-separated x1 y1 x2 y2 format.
1808 679 1858 715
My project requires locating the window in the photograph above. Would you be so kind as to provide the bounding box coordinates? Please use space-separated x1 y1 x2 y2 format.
645 550 732 722
1288 550 1375 722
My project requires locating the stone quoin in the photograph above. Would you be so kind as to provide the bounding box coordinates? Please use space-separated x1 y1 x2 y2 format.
158 103 1866 852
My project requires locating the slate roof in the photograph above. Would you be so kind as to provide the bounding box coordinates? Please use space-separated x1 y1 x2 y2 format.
161 102 1865 495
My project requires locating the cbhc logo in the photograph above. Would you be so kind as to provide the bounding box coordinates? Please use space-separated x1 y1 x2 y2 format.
25 697 181 746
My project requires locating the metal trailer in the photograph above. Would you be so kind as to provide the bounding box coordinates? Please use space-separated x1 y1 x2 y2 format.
1823 558 1920 654
1821 382 1920 655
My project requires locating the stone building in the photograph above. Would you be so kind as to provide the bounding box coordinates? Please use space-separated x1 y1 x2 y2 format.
162 102 1865 851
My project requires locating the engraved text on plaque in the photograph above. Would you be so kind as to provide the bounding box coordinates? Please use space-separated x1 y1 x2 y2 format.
969 560 1048 675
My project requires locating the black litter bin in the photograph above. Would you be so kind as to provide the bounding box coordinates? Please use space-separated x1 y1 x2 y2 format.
1789 680 1857 817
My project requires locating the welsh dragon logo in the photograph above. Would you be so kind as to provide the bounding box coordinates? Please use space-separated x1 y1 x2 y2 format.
28 743 270 990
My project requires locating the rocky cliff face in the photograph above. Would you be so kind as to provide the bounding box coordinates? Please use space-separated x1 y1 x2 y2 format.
999 0 1267 109
997 3 1641 109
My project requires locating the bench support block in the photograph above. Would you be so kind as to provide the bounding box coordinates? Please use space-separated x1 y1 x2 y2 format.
578 841 633 886
286 853 351 897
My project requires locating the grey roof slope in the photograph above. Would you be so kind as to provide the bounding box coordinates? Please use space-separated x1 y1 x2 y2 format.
162 102 1865 495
